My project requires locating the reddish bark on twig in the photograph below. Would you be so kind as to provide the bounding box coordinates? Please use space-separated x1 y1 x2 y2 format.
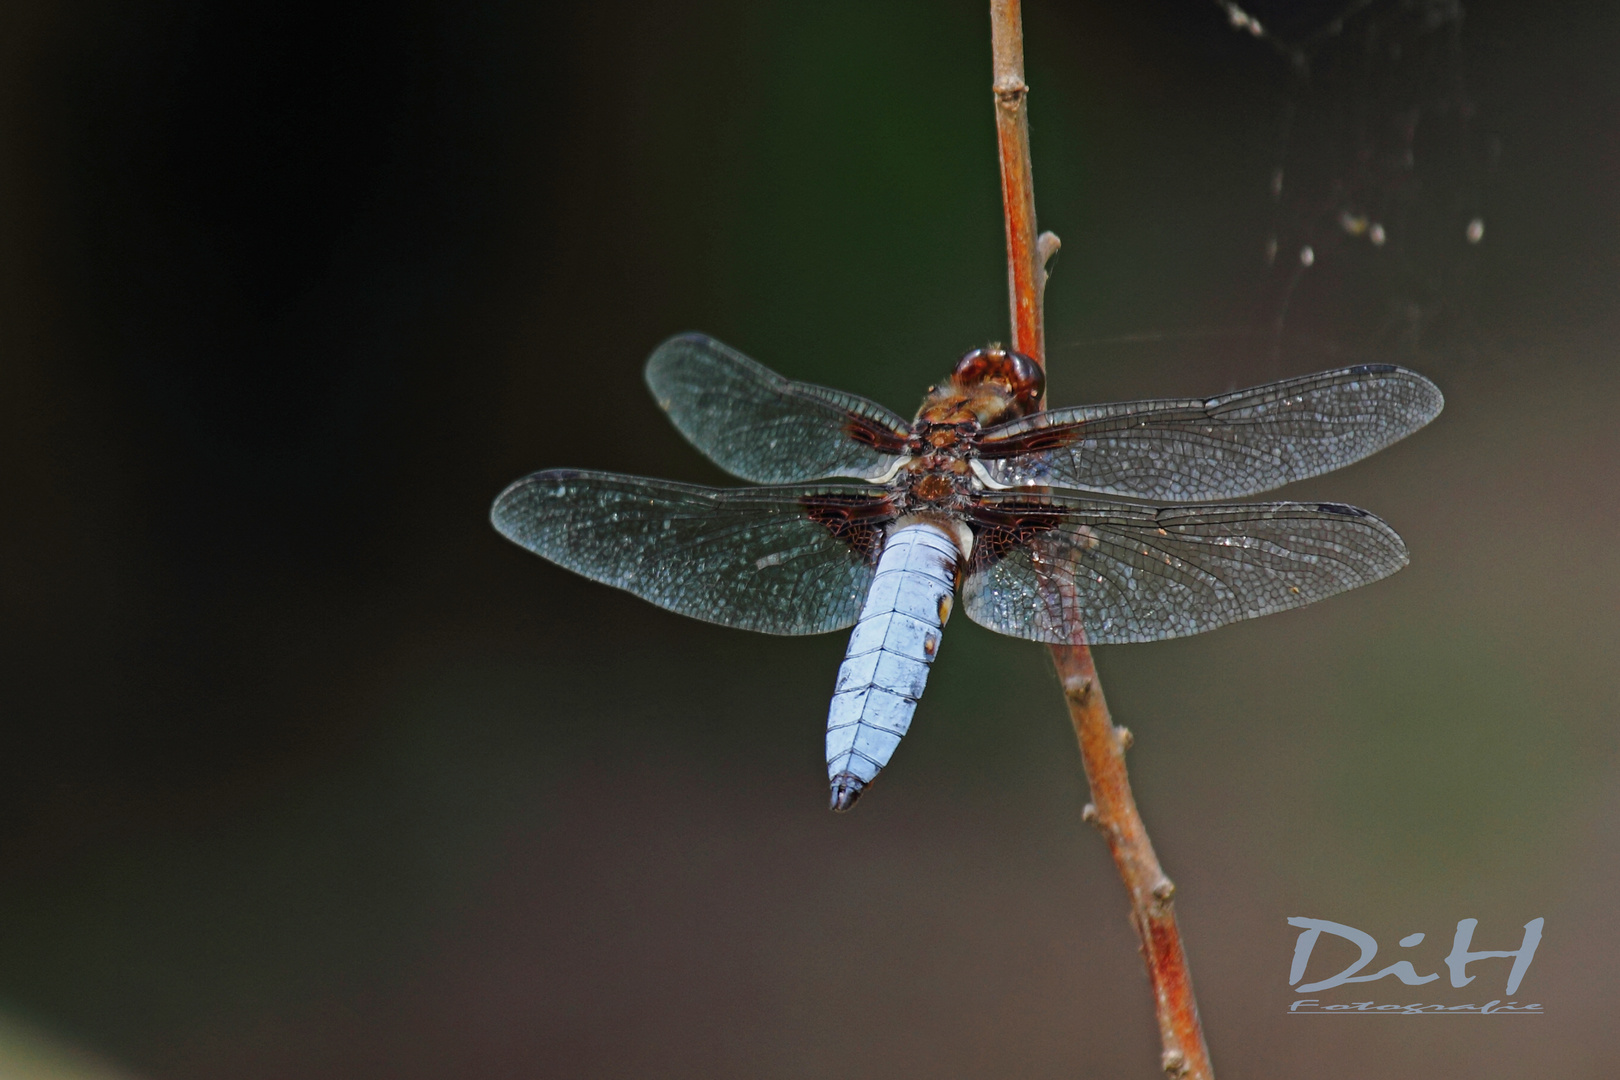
988 2 1215 1076
989 2 1045 371
1048 646 1214 1079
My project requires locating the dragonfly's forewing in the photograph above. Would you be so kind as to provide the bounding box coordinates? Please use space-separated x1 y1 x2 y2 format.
492 469 897 635
960 494 1408 645
645 333 913 484
974 364 1443 500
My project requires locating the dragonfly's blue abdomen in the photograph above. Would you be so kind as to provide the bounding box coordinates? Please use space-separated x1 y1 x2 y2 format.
826 522 958 811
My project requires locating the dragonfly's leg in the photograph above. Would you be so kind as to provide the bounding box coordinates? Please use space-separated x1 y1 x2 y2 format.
825 522 957 811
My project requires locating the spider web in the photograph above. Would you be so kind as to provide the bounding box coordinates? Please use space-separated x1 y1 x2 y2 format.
1217 0 1498 357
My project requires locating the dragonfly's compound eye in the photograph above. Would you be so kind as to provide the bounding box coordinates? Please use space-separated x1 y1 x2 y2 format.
952 346 996 386
1003 350 1045 411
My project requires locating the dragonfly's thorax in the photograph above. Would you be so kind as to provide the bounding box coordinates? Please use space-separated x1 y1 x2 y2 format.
898 422 978 509
894 420 965 488
906 420 975 458
902 342 1045 510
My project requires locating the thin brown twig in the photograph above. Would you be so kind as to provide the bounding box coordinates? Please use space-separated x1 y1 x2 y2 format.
987 3 1215 1076
989 1 1045 374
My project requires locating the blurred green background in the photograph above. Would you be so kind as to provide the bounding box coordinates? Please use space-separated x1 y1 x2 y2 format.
0 0 1615 1076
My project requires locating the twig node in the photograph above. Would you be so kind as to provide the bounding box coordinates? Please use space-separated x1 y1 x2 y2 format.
993 75 1028 106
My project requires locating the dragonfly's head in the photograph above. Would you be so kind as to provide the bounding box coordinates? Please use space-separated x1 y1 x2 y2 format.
918 345 1045 425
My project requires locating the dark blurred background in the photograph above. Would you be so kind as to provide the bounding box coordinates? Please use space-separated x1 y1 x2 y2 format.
0 0 1615 1076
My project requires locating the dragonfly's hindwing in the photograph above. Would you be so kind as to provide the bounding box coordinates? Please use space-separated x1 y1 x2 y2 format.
961 495 1409 645
825 523 958 810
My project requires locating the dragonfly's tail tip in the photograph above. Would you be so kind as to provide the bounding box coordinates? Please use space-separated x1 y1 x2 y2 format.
828 775 866 813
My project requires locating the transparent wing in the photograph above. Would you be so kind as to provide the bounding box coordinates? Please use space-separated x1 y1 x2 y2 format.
491 469 897 635
645 333 912 483
973 364 1443 500
961 494 1408 644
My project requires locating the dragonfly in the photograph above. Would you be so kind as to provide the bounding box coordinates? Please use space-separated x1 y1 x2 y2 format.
491 333 1442 811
